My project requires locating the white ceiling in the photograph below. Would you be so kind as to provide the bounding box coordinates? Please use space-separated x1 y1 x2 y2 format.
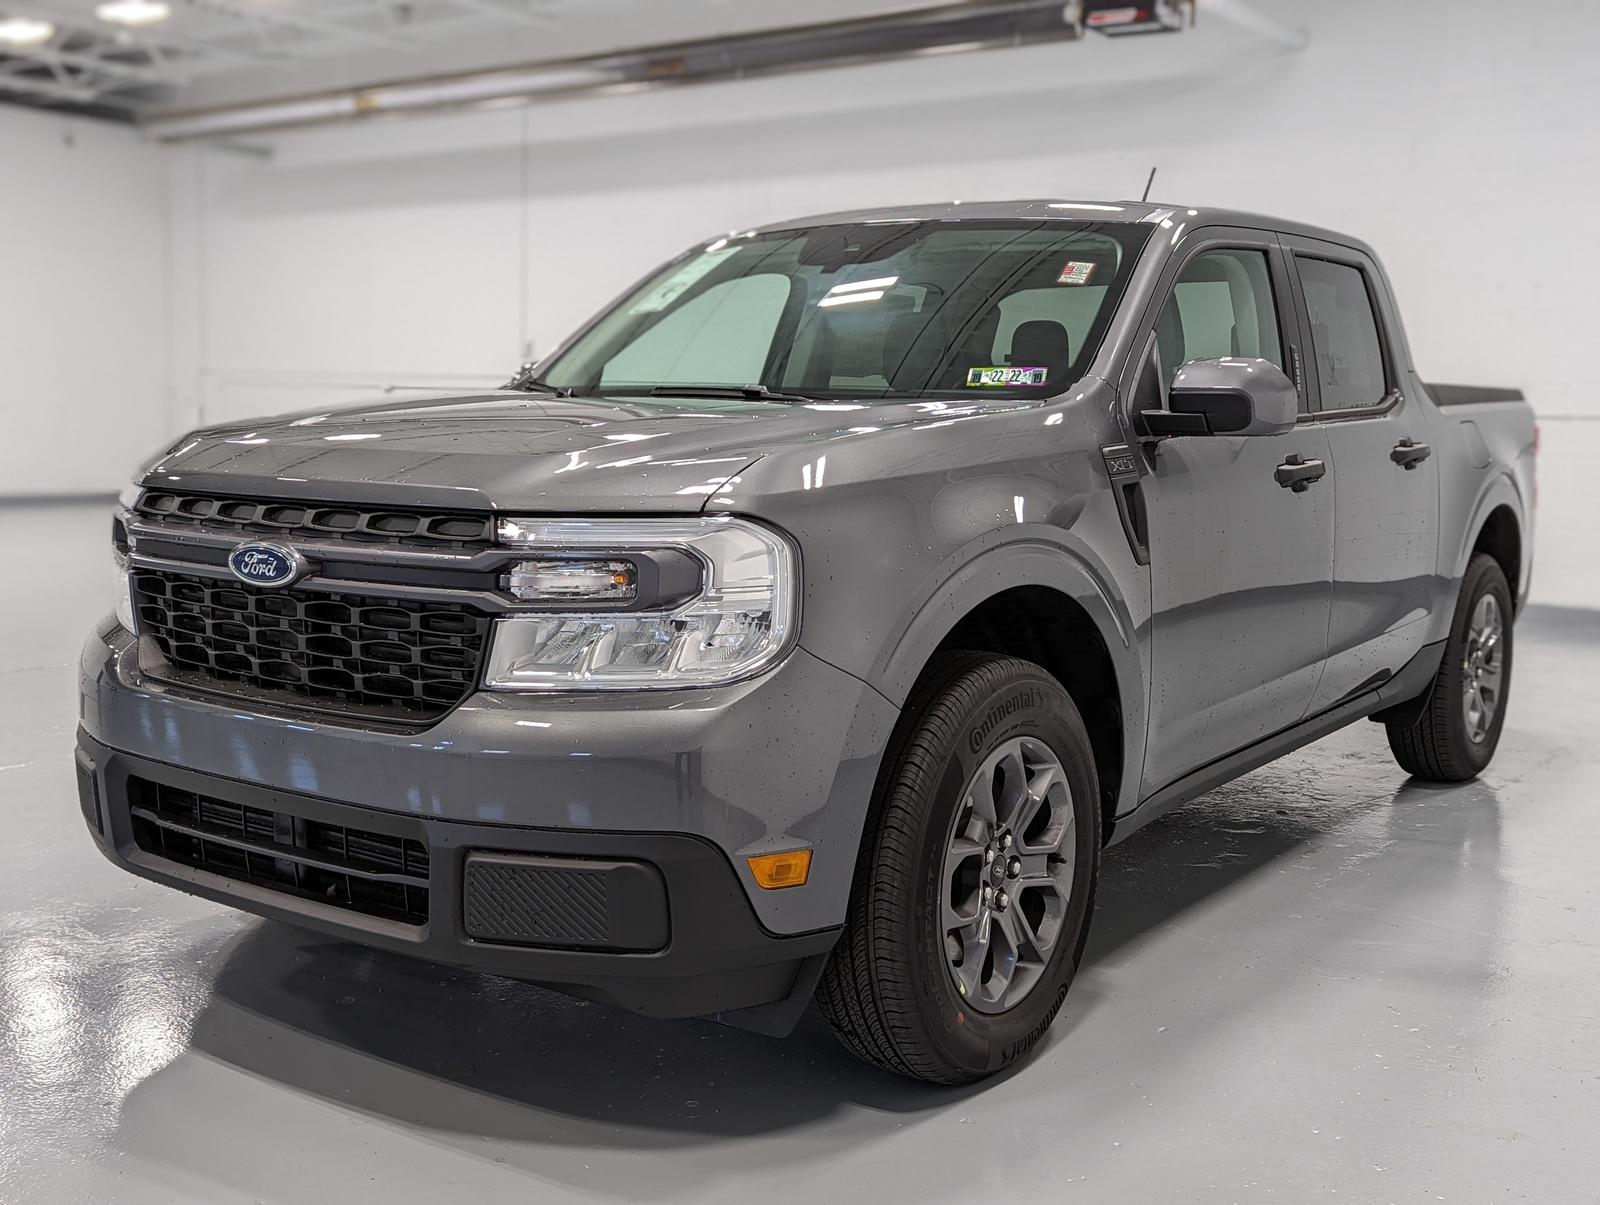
0 0 945 115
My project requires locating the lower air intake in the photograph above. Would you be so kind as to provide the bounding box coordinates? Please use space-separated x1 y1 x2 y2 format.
128 776 430 926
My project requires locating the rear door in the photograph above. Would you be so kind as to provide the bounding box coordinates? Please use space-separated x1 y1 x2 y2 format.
1281 236 1440 714
1128 229 1336 796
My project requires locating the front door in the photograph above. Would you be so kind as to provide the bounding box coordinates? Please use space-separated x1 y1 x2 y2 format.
1282 238 1441 714
1131 233 1336 796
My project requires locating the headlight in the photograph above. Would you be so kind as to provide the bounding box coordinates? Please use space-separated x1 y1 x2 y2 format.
484 516 798 690
113 485 140 632
112 548 136 632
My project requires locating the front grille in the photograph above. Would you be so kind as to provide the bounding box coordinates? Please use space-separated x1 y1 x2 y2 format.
133 570 490 722
129 776 430 925
135 489 495 549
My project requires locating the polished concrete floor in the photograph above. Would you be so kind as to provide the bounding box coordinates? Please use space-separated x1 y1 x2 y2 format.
3 501 1597 1203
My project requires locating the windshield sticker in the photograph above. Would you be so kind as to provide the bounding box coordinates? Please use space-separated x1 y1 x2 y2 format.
966 366 1048 388
1057 260 1096 286
629 245 741 314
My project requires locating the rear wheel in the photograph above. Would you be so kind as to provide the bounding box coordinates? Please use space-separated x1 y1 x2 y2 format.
817 652 1100 1084
1386 553 1513 782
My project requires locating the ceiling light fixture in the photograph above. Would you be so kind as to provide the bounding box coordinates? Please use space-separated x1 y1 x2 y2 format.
95 0 172 27
0 15 55 46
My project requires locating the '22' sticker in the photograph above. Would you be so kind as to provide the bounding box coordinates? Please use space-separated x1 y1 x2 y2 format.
966 366 1048 388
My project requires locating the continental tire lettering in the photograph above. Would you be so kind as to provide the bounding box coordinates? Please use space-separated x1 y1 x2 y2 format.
1000 981 1072 1066
968 688 1038 753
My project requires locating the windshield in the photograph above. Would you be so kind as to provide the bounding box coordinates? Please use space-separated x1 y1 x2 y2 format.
540 220 1152 401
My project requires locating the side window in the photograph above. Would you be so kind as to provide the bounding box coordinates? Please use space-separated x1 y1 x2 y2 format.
1296 257 1387 410
1155 248 1284 389
601 274 789 388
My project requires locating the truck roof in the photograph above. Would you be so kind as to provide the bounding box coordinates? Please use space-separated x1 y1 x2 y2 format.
753 199 1371 254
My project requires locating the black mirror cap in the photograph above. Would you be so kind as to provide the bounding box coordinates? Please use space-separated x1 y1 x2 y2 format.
1166 357 1298 437
1168 387 1253 433
1140 409 1210 438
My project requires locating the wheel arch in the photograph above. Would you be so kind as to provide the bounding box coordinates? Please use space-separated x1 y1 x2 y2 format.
1471 503 1523 607
868 544 1145 838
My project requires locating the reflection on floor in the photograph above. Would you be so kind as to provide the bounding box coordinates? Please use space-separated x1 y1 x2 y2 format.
2 501 1596 1203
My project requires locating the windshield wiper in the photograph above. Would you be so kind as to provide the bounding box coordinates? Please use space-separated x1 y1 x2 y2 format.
648 384 818 405
503 363 573 396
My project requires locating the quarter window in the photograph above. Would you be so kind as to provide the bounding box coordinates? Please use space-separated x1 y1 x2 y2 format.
1296 257 1387 410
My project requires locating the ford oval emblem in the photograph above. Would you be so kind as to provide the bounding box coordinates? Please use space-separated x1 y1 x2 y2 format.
226 542 305 589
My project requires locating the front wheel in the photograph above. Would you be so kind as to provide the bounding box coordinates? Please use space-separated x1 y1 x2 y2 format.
1386 553 1514 782
817 652 1101 1084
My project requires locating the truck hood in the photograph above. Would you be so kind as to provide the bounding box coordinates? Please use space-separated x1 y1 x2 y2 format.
142 389 1039 512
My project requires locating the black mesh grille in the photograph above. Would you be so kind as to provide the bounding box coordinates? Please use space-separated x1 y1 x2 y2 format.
464 861 611 946
133 570 489 721
135 490 495 549
129 777 430 925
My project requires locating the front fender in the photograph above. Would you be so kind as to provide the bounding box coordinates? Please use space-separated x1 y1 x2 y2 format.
713 380 1148 823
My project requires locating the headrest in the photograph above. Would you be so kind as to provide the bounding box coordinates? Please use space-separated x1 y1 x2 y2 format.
1007 320 1072 378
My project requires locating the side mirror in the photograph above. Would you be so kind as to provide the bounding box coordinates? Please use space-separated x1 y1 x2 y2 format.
1141 357 1298 438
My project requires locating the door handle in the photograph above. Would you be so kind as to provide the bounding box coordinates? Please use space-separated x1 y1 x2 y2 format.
1274 454 1326 492
1390 438 1432 469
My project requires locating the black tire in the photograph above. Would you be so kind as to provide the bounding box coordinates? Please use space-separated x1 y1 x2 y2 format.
1386 553 1513 782
817 652 1101 1084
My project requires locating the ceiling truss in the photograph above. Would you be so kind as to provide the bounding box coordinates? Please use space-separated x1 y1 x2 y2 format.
0 0 1308 121
0 0 569 112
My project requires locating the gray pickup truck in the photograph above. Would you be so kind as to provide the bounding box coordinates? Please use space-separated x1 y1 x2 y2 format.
78 199 1536 1084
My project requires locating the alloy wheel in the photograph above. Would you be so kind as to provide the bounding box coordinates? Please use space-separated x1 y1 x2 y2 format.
940 736 1075 1014
1461 592 1505 744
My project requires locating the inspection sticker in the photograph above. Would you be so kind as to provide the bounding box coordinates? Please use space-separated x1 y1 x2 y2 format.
1057 260 1096 286
966 366 1048 388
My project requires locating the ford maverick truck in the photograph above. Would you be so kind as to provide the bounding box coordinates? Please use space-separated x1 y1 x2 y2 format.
78 200 1536 1083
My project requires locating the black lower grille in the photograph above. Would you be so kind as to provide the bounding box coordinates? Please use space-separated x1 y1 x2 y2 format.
133 570 489 722
129 776 431 925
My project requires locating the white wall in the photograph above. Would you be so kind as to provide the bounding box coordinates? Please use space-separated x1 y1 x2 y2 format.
1 107 169 495
166 0 1600 428
12 0 1600 601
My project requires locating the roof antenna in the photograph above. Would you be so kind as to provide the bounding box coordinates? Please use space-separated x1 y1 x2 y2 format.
1141 167 1158 204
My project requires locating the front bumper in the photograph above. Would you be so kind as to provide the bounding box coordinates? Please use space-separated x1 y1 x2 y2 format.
76 730 839 1023
80 619 897 936
77 618 900 1021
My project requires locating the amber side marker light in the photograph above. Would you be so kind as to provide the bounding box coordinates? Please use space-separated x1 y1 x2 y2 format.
747 849 812 889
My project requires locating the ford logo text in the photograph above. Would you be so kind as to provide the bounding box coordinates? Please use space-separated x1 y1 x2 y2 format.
226 542 305 589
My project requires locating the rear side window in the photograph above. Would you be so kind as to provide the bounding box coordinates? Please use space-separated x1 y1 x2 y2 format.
1297 257 1387 410
1155 248 1283 388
